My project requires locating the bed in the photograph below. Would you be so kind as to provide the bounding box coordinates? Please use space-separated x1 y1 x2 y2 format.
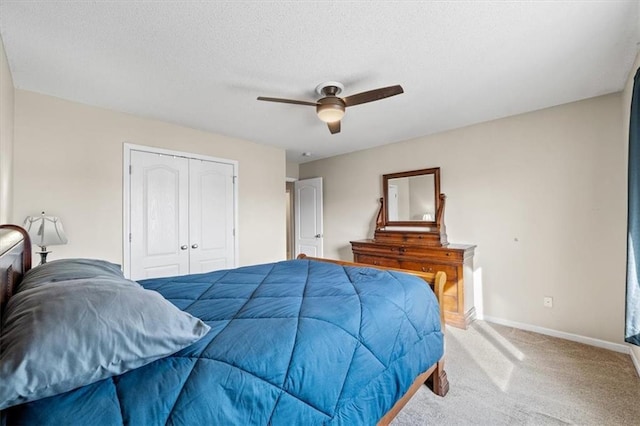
0 224 448 425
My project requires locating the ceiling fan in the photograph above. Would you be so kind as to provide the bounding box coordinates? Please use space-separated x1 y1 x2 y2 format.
257 82 404 134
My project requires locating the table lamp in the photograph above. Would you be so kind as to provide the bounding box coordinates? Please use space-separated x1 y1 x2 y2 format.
23 212 68 264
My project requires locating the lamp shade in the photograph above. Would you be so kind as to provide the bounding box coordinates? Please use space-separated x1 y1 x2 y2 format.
23 212 68 248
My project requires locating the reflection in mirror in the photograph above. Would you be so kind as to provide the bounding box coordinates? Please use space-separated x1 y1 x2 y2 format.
387 175 436 221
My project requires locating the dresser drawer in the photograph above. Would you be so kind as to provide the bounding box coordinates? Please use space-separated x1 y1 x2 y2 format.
397 260 458 281
355 256 458 293
352 243 401 257
355 254 401 269
353 241 465 263
400 246 463 262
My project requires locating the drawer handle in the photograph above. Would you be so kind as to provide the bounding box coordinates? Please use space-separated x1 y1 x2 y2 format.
373 261 379 265
421 266 433 272
446 252 451 256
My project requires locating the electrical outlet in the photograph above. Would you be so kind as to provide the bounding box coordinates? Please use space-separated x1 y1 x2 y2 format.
543 296 553 308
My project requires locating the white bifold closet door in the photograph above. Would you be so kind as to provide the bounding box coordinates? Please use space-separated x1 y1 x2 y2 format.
129 150 235 281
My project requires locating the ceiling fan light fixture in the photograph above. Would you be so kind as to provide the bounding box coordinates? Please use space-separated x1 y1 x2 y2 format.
317 105 344 123
316 98 345 123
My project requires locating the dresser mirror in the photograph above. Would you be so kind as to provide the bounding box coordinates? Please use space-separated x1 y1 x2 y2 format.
382 167 441 227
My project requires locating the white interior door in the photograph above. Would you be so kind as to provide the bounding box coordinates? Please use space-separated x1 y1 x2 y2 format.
294 177 323 257
130 150 189 280
189 158 235 273
388 184 399 221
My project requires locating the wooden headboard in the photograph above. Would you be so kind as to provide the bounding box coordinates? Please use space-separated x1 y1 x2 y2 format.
0 225 32 311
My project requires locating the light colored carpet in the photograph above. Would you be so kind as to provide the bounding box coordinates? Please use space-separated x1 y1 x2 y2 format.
393 321 640 425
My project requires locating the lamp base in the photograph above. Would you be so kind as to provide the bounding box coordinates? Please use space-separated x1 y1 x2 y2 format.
36 250 51 265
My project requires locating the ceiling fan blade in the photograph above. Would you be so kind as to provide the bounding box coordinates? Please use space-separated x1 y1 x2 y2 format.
257 96 318 107
327 121 341 134
342 85 404 107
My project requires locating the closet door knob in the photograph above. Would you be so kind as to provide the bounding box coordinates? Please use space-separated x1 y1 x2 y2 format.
180 245 188 250
191 244 199 249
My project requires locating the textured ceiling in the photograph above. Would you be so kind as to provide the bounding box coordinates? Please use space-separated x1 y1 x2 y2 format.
1 1 638 164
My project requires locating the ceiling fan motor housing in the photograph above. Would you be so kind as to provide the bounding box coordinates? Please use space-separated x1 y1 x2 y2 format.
316 81 344 96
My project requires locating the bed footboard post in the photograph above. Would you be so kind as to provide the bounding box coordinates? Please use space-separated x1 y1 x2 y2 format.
430 358 449 396
430 271 449 396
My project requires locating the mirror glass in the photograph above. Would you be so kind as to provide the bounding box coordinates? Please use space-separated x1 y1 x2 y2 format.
383 167 440 226
387 174 436 221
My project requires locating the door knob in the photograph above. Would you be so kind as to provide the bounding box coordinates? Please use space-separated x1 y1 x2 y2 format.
315 234 322 238
191 244 199 249
180 245 188 250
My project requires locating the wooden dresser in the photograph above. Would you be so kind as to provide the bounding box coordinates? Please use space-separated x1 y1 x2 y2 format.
353 167 476 329
351 239 475 329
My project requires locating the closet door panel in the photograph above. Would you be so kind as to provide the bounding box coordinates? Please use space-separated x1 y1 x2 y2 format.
189 159 235 273
130 151 190 280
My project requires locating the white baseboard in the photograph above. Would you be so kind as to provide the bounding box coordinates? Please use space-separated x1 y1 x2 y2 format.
630 346 640 377
481 315 630 354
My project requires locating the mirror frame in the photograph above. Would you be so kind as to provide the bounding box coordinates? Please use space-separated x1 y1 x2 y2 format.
382 167 441 228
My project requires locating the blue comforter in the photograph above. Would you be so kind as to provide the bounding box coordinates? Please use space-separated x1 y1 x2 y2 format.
7 259 443 425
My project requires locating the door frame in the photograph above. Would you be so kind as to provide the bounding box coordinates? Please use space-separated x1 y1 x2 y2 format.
285 180 295 260
123 143 239 278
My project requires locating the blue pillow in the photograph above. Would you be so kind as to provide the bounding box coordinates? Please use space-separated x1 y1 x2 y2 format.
17 258 124 291
0 267 210 409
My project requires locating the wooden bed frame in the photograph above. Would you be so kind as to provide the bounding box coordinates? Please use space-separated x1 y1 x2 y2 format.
0 225 448 424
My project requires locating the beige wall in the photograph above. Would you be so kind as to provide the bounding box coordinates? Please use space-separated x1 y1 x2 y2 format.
301 93 626 344
286 161 299 180
13 90 286 266
0 34 14 224
623 51 640 364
